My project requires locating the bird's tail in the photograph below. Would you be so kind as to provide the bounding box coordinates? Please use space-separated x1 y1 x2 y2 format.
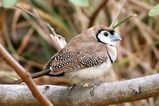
15 69 51 84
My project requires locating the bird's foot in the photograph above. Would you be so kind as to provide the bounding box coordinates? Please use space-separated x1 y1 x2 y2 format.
67 84 76 95
82 83 90 88
89 81 101 96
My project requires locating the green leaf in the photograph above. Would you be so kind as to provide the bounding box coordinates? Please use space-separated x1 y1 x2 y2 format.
2 0 17 8
69 0 89 7
148 4 159 16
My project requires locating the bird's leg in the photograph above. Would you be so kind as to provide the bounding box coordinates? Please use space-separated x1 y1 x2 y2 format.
90 83 100 96
67 84 77 92
89 80 101 96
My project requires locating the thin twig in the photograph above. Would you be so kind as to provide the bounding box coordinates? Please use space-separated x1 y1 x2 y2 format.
15 4 67 51
15 4 64 39
0 44 53 106
88 0 109 28
14 5 37 19
33 8 67 49
2 11 17 54
109 0 128 28
17 28 34 55
113 14 137 29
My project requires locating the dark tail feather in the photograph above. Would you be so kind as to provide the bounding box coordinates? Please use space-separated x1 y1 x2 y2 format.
15 69 51 84
31 69 51 79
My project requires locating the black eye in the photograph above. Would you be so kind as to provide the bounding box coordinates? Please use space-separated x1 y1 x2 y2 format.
103 32 108 36
109 30 115 35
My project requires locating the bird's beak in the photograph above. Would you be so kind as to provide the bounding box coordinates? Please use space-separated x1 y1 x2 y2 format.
111 33 122 41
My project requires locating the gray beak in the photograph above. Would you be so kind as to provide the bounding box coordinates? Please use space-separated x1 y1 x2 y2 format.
111 33 122 41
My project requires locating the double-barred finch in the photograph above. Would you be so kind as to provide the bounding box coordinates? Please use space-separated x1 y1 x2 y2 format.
31 25 122 87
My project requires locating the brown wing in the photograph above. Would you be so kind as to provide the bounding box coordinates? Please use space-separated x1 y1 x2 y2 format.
44 42 108 75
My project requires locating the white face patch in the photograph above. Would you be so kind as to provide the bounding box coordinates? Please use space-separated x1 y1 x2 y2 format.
97 30 116 46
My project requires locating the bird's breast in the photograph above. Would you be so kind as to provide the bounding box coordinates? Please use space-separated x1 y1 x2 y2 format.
64 61 112 84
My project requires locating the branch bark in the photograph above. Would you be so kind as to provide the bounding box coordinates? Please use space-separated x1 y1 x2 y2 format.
1 74 159 106
0 44 53 106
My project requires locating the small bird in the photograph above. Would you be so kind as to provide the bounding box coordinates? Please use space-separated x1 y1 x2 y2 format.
22 25 122 87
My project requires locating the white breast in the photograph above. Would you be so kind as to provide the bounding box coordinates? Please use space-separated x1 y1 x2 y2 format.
65 45 117 85
65 61 112 85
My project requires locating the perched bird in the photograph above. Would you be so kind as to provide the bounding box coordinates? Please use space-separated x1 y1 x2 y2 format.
21 25 122 87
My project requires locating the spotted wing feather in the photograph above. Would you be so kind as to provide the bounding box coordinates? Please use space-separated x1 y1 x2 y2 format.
44 43 108 75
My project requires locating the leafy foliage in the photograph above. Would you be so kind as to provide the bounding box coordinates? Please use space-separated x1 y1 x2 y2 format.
2 0 17 8
69 0 89 7
148 4 159 16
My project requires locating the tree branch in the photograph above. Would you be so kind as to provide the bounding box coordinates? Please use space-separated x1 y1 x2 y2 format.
1 74 159 106
0 44 53 106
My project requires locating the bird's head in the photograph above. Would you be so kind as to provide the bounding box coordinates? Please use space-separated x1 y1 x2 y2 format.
93 25 122 46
